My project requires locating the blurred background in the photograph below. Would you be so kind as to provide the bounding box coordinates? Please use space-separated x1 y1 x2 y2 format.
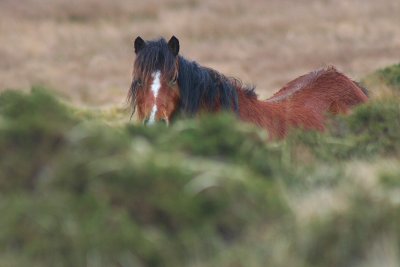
1 0 399 106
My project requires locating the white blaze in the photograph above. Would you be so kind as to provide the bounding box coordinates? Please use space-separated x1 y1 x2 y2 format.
148 71 161 125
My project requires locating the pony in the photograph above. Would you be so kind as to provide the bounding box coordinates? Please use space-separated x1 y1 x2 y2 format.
128 36 368 139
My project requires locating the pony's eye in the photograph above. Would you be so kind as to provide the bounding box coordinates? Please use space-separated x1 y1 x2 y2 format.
135 79 143 87
169 76 177 86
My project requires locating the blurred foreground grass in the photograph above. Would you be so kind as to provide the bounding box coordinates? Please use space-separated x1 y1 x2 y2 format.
0 64 400 267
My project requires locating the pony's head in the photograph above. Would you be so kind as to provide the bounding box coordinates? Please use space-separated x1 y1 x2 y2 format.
128 36 180 125
128 36 240 125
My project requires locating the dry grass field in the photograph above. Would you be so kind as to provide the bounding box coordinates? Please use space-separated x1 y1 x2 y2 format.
0 0 399 106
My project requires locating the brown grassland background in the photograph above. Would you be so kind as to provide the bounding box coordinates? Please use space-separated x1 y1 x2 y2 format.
1 0 399 107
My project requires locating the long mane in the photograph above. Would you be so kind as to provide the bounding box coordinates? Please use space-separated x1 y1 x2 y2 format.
177 56 241 115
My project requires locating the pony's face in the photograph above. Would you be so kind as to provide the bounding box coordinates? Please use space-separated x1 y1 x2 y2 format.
129 36 181 126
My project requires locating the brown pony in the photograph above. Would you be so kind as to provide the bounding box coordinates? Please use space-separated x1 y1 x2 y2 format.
128 36 368 139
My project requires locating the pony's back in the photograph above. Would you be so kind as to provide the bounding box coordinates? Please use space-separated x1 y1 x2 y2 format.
266 66 368 114
236 66 369 139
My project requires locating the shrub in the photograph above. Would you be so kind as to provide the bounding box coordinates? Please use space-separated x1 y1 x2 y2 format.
0 89 289 267
1 80 399 267
294 188 400 267
287 99 400 160
376 63 400 91
362 63 400 97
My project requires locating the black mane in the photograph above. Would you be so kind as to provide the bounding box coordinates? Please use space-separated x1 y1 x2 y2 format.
130 38 255 117
177 56 240 115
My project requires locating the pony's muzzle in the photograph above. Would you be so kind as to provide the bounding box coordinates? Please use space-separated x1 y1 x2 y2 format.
160 118 169 126
143 118 169 126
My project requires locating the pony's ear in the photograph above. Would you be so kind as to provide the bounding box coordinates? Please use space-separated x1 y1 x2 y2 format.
134 36 146 54
168 36 180 56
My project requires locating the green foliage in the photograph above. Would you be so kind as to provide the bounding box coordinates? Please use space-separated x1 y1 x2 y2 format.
345 99 400 154
0 89 288 267
127 114 285 178
294 187 400 267
376 63 400 91
1 84 400 267
362 63 400 96
288 99 400 160
0 88 77 191
380 169 400 188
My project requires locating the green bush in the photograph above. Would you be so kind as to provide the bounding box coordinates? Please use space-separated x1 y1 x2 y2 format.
1 82 400 267
0 89 289 267
287 99 400 160
0 88 78 191
362 63 400 96
294 189 400 267
376 63 400 91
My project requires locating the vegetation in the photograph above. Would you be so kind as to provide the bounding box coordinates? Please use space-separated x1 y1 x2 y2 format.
0 64 400 267
362 63 400 97
375 63 400 91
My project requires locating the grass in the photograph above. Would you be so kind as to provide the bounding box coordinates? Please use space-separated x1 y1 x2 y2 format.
0 63 400 266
